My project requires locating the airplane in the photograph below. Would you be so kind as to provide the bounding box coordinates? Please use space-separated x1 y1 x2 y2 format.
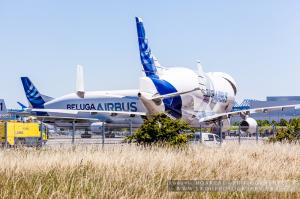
20 17 300 134
20 65 146 130
0 99 25 120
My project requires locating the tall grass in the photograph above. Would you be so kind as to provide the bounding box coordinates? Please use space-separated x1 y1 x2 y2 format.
0 143 300 198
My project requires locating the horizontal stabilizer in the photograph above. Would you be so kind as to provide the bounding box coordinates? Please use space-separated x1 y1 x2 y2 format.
41 95 54 102
17 101 27 109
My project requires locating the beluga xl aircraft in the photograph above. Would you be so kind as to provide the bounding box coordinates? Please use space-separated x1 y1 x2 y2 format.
21 17 300 134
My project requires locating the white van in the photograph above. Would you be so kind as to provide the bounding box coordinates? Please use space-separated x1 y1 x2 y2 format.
191 132 221 145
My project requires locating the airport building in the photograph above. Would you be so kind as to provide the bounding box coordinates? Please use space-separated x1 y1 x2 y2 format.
233 96 300 122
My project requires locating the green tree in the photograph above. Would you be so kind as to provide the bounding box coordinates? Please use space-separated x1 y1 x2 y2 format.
127 113 193 146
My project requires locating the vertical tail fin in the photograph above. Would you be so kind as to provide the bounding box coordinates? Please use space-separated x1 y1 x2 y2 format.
135 17 182 119
0 99 7 114
21 77 45 108
135 17 160 77
76 64 85 98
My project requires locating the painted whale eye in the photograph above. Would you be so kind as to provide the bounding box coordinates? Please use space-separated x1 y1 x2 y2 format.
212 72 237 95
223 78 237 95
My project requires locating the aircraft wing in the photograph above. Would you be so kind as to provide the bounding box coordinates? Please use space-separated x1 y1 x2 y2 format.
34 115 99 123
30 108 147 117
198 104 300 123
149 88 201 100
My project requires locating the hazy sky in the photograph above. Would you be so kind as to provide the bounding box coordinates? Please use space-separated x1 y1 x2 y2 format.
0 1 299 108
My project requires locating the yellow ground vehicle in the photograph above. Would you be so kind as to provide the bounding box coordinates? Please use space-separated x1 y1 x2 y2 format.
0 121 48 147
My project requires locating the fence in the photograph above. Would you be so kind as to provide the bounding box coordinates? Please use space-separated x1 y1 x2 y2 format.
45 126 279 148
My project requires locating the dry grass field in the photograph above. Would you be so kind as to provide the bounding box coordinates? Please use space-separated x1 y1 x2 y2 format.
0 142 300 198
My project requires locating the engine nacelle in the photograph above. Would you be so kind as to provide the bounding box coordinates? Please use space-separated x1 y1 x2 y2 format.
90 122 104 134
240 117 258 134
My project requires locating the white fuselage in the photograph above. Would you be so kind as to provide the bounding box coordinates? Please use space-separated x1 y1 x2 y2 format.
139 67 236 127
44 89 146 126
42 67 236 128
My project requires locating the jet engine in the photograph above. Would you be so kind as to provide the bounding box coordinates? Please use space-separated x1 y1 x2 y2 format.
240 117 258 134
90 122 104 134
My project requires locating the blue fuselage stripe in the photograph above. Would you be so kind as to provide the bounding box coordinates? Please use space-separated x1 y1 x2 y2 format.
150 77 182 118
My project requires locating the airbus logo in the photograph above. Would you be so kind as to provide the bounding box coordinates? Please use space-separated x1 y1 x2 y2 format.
66 102 138 112
204 89 228 103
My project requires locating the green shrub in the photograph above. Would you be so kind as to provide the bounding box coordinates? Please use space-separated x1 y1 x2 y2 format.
279 119 288 126
126 113 193 146
269 118 300 142
257 120 271 127
269 127 294 143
